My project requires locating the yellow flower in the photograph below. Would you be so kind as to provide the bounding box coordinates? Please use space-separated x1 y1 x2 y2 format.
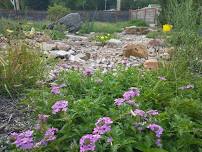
100 36 105 40
6 29 14 33
163 24 173 32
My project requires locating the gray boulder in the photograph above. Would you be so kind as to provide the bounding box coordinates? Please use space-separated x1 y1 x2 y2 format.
48 13 83 33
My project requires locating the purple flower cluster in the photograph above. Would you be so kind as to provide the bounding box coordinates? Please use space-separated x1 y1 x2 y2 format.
80 117 113 152
51 85 60 94
179 84 194 90
114 98 125 106
83 68 93 76
44 128 58 141
147 124 163 138
147 124 164 147
133 109 145 117
10 130 34 150
131 109 159 118
38 114 49 122
80 134 101 152
93 117 113 135
52 100 68 114
123 88 140 100
114 88 140 106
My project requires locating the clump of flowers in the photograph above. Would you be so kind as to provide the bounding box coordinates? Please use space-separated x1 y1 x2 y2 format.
147 124 164 147
114 98 125 106
38 114 49 122
44 128 58 142
10 130 34 150
52 100 68 114
179 84 194 90
95 33 111 45
163 24 173 32
93 117 113 135
83 68 93 76
123 88 140 100
51 85 61 94
80 134 101 152
131 109 159 118
114 88 140 107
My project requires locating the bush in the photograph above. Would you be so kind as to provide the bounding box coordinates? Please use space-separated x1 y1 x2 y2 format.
48 4 70 21
0 44 47 96
10 66 202 152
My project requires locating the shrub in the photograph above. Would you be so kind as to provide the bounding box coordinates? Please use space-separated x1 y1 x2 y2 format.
0 44 47 96
48 4 70 21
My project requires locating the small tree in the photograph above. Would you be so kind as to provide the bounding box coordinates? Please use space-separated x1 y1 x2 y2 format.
48 4 70 21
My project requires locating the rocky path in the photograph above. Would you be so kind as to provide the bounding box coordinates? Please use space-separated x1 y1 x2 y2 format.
40 31 170 81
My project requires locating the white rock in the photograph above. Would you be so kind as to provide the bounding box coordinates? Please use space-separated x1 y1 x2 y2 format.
69 55 85 63
42 42 56 51
107 39 122 46
49 50 69 58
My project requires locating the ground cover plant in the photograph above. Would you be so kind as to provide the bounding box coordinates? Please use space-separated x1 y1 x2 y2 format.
8 65 202 152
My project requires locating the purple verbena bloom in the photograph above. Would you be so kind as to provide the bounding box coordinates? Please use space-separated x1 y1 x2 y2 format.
44 128 58 142
147 124 164 138
10 130 34 150
80 134 101 152
155 138 162 147
114 98 125 106
123 88 140 100
158 76 167 81
52 100 68 114
107 137 113 143
93 117 113 135
146 110 159 116
51 85 60 94
38 114 49 122
83 68 93 76
132 109 145 117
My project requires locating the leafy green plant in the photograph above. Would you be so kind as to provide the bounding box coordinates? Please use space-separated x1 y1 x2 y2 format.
10 65 202 152
48 4 70 21
95 33 112 45
0 44 47 97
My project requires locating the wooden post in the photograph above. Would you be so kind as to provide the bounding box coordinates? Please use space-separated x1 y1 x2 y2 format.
117 0 121 11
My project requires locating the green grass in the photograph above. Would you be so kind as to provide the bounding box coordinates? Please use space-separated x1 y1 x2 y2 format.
79 19 148 34
0 43 47 97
